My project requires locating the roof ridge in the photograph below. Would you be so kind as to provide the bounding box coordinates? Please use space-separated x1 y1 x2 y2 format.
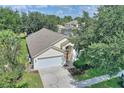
28 28 66 37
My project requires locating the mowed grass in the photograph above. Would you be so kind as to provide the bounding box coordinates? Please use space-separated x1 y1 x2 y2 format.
89 77 121 88
18 37 28 65
18 34 43 88
22 72 43 88
74 68 106 81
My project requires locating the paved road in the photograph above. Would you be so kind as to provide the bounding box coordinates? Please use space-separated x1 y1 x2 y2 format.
38 67 75 88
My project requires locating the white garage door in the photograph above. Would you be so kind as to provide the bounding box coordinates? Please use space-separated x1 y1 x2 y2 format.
34 56 64 69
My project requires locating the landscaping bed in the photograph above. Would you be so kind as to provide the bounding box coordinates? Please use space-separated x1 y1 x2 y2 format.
72 61 106 81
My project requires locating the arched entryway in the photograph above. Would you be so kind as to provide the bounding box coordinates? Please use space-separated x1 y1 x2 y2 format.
64 45 77 68
65 45 73 62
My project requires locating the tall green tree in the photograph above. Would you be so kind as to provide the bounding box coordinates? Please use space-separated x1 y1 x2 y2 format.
0 30 22 72
70 11 96 54
75 6 124 75
0 30 25 87
26 12 45 33
0 8 21 32
0 7 65 34
62 16 73 24
95 6 124 43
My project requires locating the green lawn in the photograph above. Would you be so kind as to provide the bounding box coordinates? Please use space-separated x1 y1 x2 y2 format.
89 77 121 88
21 72 43 88
19 37 28 65
74 68 106 81
18 34 43 88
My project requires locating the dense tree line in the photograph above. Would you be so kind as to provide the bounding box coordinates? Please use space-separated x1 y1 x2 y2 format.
73 6 124 75
0 30 26 87
0 7 73 34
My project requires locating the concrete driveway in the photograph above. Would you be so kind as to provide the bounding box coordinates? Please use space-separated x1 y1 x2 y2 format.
38 67 75 88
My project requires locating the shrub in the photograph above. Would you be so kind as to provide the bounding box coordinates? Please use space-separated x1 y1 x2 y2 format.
68 68 85 76
73 59 84 69
16 81 28 88
0 72 20 88
73 50 94 70
81 42 124 75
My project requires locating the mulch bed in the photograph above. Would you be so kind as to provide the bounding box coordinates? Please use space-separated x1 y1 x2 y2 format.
68 68 85 76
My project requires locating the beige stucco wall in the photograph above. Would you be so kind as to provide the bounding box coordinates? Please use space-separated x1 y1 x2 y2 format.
33 48 65 68
36 48 64 59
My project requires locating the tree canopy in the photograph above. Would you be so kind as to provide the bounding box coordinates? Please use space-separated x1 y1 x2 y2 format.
0 30 25 87
0 7 75 34
73 6 124 75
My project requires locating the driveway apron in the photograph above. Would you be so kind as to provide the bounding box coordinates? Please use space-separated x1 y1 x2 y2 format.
38 67 75 88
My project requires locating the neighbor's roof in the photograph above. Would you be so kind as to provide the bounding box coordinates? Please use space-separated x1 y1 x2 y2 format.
57 25 65 29
26 28 66 58
65 20 78 25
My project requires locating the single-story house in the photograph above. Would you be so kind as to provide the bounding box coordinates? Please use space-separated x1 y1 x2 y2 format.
57 25 65 33
65 20 79 29
57 20 80 36
26 28 76 70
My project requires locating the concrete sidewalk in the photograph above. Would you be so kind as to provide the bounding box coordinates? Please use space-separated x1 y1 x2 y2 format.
76 74 111 88
76 70 124 88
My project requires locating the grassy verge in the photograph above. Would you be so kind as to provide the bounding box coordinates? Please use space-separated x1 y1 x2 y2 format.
18 37 28 65
89 77 121 88
18 34 43 88
74 68 106 81
21 72 43 88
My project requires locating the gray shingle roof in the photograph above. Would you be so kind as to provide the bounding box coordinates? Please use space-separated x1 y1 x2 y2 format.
65 20 78 25
26 28 66 58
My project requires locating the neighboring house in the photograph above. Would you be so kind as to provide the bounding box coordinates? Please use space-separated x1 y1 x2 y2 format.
57 25 65 33
65 20 79 29
57 20 80 36
26 28 76 70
